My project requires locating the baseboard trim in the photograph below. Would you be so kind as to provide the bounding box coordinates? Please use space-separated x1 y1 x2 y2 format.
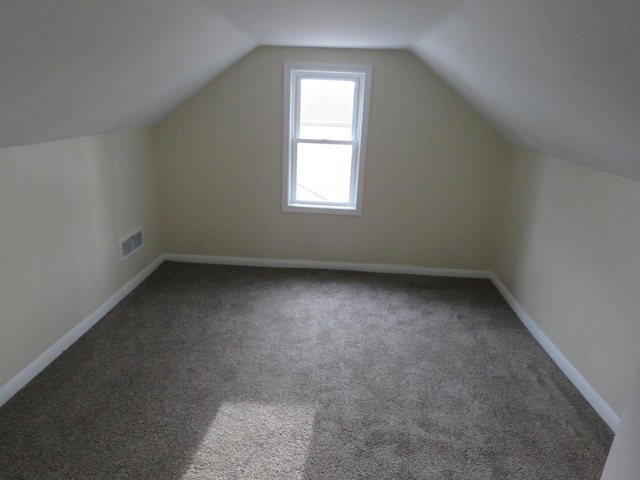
163 253 493 279
488 273 620 432
0 255 165 408
1 252 619 433
166 253 619 431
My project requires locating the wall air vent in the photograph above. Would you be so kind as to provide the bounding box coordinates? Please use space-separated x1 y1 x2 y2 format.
119 227 143 261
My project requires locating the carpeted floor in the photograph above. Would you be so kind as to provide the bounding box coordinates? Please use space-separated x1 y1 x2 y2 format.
0 262 613 479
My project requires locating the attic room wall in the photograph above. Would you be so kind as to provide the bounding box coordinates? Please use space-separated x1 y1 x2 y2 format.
154 46 510 269
494 149 640 417
0 130 161 393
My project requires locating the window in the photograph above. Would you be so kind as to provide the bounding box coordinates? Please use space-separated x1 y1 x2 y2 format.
282 62 372 215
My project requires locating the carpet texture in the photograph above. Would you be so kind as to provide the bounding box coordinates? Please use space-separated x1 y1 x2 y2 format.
0 262 613 479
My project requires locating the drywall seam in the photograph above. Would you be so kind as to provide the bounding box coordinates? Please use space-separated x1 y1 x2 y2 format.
488 273 620 432
0 255 164 408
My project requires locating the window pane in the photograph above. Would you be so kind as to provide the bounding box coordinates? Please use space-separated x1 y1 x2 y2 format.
299 79 354 140
296 143 353 204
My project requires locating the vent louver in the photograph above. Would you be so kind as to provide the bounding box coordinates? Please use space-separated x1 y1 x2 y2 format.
119 228 143 261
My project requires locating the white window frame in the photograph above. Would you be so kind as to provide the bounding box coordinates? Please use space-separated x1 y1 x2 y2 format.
282 62 372 215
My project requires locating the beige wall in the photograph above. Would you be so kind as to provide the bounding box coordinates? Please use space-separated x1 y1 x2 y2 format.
601 364 640 479
154 47 510 270
0 130 161 389
494 150 640 415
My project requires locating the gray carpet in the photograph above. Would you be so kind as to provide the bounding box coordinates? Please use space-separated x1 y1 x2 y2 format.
0 262 612 479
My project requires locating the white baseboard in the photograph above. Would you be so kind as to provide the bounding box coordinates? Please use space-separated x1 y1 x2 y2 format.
1 252 619 434
166 253 619 431
163 253 493 279
0 255 164 408
488 273 620 432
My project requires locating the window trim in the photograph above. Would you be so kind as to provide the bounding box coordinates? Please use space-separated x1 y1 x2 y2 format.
282 62 372 215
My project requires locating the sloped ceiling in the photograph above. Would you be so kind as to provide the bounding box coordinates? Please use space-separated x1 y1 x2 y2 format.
1 1 639 182
0 0 255 147
412 1 640 181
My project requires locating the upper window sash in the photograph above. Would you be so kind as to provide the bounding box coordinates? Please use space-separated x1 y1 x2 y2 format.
292 71 362 143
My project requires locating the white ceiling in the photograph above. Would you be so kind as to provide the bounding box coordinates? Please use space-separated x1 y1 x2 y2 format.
0 0 255 147
208 0 463 48
412 0 640 181
1 0 639 181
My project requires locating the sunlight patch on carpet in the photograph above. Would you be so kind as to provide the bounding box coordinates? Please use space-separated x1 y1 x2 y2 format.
183 402 316 479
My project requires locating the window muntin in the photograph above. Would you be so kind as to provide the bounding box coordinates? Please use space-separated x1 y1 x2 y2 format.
283 63 372 215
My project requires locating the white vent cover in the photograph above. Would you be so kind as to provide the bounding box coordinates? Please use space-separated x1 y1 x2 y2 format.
119 227 143 261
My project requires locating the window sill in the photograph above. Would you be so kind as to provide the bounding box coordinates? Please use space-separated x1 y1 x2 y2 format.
282 203 362 216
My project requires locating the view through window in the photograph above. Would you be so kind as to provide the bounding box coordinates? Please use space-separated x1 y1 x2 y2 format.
283 63 372 214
